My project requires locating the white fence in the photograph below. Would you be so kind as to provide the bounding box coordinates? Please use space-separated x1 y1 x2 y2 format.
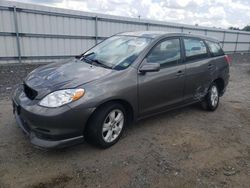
1 1 250 64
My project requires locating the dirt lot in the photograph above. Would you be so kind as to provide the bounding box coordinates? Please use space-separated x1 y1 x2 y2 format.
0 54 250 188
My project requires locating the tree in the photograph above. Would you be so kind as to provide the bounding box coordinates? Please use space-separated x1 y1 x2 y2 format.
242 25 250 31
228 25 250 32
228 26 240 30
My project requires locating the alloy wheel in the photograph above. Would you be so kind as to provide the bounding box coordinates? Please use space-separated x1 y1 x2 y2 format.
210 85 219 107
102 109 124 143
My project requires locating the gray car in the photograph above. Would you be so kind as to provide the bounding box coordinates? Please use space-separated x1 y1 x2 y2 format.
12 31 230 149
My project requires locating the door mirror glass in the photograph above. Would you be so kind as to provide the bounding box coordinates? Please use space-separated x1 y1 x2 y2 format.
139 63 160 73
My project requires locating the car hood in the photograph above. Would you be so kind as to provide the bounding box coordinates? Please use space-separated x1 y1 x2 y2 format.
24 58 113 99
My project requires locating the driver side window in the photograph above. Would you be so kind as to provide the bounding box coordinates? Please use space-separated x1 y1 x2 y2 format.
147 38 181 67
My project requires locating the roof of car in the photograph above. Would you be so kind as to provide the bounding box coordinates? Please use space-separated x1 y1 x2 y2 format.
118 31 219 42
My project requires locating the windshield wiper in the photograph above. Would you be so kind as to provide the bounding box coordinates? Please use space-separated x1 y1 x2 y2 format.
81 56 92 64
80 52 96 60
91 59 112 69
80 52 112 69
82 57 112 69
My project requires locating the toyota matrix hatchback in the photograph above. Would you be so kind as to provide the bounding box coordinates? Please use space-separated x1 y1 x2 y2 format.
12 31 230 149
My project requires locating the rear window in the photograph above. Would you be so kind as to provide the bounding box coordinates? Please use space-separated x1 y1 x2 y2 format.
183 38 208 61
206 40 224 57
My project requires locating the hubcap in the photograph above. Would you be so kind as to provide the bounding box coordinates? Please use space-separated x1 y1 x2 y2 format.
102 109 124 143
210 86 218 107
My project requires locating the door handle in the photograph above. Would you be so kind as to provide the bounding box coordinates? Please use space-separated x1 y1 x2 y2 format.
176 70 184 77
208 64 214 70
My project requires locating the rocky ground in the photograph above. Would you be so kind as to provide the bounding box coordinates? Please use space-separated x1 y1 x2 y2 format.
0 54 250 188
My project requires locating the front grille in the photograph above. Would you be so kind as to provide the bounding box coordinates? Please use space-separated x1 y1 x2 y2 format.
23 83 38 100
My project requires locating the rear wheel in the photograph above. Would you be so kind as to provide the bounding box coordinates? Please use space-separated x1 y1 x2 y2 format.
85 103 126 148
201 83 220 111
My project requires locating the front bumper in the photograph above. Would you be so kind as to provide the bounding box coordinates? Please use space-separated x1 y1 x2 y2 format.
14 111 84 149
12 85 95 149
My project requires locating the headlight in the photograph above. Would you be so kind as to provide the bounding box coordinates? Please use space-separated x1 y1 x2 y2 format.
39 88 85 108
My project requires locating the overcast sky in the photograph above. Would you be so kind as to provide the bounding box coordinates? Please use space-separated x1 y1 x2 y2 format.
9 0 250 29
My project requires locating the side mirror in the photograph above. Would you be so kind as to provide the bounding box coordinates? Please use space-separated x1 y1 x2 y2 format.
139 62 160 73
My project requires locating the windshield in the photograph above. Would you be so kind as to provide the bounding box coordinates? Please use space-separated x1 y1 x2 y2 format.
81 35 152 70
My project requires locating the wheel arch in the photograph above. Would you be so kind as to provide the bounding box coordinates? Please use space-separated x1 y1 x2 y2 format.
84 99 135 132
213 77 225 96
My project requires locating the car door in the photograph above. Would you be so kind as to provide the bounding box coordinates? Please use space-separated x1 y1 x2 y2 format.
182 37 213 102
138 37 186 117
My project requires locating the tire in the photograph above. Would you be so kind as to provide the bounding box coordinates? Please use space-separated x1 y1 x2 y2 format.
85 102 126 148
201 82 220 111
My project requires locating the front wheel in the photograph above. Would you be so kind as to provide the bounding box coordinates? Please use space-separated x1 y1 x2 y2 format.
201 83 220 111
85 103 126 148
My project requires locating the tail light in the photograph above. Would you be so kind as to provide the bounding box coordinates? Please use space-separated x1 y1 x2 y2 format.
224 55 231 65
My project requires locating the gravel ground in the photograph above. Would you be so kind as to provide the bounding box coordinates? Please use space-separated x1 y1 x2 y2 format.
0 63 43 100
0 54 250 188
